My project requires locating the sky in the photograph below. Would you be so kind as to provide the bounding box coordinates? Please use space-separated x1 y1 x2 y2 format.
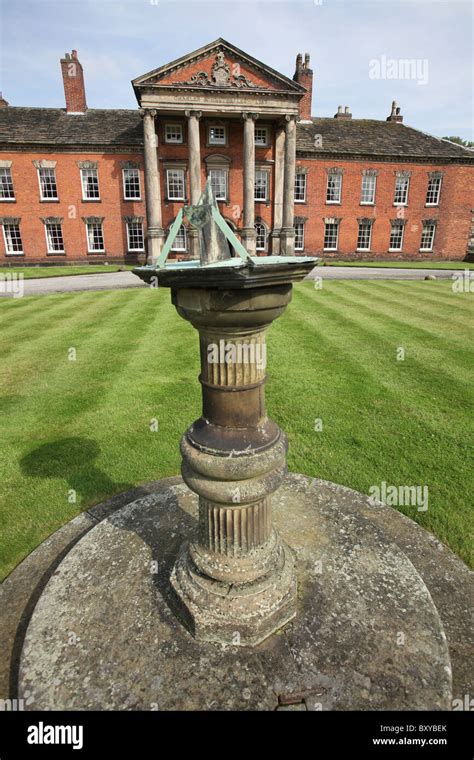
0 0 472 140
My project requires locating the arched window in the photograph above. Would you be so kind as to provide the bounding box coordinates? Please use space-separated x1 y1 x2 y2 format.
255 221 267 252
170 224 187 252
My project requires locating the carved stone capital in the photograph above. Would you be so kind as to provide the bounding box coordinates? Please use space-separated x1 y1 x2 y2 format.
185 110 202 120
139 108 157 119
241 112 259 122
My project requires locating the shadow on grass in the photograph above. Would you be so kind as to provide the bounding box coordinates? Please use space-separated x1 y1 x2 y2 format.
20 437 132 504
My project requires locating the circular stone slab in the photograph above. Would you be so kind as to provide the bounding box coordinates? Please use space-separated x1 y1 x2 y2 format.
18 474 451 711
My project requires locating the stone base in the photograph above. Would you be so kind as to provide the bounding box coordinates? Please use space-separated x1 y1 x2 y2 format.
17 474 453 711
170 532 297 646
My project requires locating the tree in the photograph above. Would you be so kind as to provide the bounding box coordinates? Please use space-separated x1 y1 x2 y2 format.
442 136 474 148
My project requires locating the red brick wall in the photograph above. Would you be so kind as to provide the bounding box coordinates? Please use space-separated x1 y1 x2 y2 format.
157 116 274 240
0 151 145 264
1 129 472 264
298 158 474 260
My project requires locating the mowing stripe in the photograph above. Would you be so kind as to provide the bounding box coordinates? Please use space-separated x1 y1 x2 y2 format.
338 281 472 334
322 282 473 351
294 286 472 405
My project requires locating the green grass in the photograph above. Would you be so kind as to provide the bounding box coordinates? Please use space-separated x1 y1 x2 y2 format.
325 260 474 270
0 280 472 579
0 265 134 279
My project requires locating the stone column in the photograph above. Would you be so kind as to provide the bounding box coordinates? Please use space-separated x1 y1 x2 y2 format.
241 112 258 255
170 285 297 646
271 122 285 255
186 110 202 259
280 114 297 256
140 108 164 264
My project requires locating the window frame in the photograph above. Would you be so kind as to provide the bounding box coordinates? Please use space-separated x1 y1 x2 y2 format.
254 168 269 202
389 222 405 252
254 126 269 147
255 221 267 252
164 123 184 144
324 220 340 251
356 221 373 251
360 174 377 205
393 176 410 206
208 168 228 202
170 223 187 252
122 167 141 201
166 168 186 201
81 167 100 201
86 221 105 253
37 166 59 201
294 222 305 252
0 167 15 201
44 222 65 254
425 177 442 206
208 124 227 146
326 172 342 204
294 171 307 203
126 220 145 252
420 222 436 252
2 223 23 255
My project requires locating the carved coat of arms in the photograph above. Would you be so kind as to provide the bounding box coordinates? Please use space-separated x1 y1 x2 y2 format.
212 52 230 86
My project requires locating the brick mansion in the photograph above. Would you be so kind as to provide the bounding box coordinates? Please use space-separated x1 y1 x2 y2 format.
0 38 472 265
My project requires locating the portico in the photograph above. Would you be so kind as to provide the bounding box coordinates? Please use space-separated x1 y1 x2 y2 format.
132 38 305 263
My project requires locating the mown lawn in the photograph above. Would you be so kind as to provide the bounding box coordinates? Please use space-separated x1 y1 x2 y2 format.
0 265 133 279
326 260 474 270
0 280 472 579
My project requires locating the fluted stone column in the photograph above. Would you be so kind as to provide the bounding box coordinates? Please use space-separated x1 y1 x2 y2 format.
280 114 297 256
140 108 164 264
170 285 297 646
271 122 285 255
240 112 258 256
186 110 202 258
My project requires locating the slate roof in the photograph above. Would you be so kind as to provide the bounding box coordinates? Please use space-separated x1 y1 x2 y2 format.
0 108 143 148
298 118 474 162
0 107 472 163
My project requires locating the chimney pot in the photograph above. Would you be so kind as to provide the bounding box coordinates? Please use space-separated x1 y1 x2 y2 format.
387 100 403 123
334 105 352 119
293 50 314 120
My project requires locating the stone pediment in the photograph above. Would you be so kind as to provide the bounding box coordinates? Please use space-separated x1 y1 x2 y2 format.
133 38 305 95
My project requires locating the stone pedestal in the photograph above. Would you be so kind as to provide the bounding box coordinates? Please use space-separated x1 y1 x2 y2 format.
169 285 297 645
16 475 454 711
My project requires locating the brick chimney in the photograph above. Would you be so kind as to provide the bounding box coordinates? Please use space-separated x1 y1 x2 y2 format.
293 52 313 121
334 105 352 119
60 50 87 114
387 100 403 123
0 92 9 108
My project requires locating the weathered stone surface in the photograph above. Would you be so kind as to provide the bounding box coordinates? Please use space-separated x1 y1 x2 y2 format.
18 475 453 711
0 513 95 703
